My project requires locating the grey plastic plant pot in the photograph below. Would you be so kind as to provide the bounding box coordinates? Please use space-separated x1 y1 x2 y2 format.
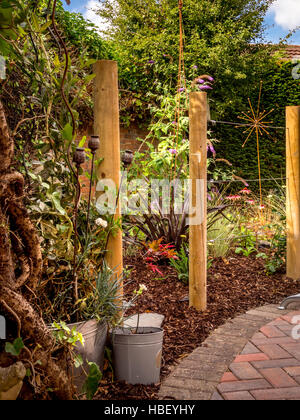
112 327 163 385
68 319 108 390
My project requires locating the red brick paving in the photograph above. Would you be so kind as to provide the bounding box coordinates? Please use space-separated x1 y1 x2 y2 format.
221 372 238 382
251 337 297 346
217 379 272 393
233 353 269 363
284 366 300 376
160 305 300 401
269 318 290 326
240 342 261 355
229 362 263 380
251 387 300 400
251 358 300 369
280 343 300 360
260 368 298 388
256 344 292 359
260 326 286 338
223 391 255 401
217 311 300 400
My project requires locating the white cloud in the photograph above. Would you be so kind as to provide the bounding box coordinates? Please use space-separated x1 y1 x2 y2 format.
269 0 300 31
83 0 109 32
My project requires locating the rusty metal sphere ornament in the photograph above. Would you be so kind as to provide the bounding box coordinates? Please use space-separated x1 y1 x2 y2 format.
122 150 134 167
88 135 100 153
73 148 86 166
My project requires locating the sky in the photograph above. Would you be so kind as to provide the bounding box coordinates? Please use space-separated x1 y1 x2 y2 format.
64 0 300 45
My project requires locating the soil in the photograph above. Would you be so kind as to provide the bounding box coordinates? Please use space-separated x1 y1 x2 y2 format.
95 254 300 400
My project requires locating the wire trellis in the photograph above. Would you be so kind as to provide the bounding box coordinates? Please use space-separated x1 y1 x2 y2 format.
209 119 285 131
208 177 287 185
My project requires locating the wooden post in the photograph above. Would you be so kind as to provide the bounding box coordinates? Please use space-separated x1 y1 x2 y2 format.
189 92 207 311
94 60 123 292
286 106 300 280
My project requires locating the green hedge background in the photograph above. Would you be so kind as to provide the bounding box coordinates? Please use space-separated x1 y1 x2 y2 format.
212 61 300 191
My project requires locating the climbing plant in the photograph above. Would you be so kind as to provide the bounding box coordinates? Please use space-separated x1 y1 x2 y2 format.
0 0 113 399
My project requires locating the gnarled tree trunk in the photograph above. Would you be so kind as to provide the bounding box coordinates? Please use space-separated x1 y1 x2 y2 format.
0 100 73 400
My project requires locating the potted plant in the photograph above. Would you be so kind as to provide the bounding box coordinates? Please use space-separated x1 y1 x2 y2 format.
50 262 123 394
111 285 164 386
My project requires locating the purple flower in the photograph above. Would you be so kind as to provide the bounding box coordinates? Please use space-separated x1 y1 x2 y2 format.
178 87 185 92
208 193 212 201
207 76 214 82
148 60 155 64
171 121 177 125
193 65 198 70
207 144 216 155
169 149 177 155
197 78 205 84
199 85 213 91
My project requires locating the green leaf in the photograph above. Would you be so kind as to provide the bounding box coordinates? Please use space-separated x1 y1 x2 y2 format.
40 21 52 33
77 333 84 347
74 353 83 368
82 362 102 400
31 13 40 32
62 123 73 142
256 252 267 260
105 347 113 363
82 59 97 68
51 192 66 215
78 136 87 148
42 182 50 190
84 74 96 83
5 338 25 356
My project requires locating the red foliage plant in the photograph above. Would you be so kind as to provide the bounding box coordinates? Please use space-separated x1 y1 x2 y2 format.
143 238 178 276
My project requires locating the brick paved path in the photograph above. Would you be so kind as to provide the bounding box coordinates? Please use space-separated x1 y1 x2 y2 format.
159 304 300 400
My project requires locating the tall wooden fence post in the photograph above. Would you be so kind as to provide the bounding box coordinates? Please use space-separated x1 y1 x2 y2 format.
286 106 300 281
94 60 123 294
189 92 207 311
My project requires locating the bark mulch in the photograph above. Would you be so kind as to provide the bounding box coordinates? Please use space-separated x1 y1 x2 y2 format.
95 254 300 400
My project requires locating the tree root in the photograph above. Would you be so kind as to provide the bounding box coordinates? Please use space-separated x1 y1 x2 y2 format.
0 99 73 400
0 285 73 400
0 101 14 175
7 199 42 290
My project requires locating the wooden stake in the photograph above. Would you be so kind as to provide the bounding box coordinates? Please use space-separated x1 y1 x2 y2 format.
94 60 123 293
189 92 207 311
286 106 300 280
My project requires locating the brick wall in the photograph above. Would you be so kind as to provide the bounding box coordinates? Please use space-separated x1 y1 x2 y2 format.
78 122 151 197
79 122 149 152
120 124 149 152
